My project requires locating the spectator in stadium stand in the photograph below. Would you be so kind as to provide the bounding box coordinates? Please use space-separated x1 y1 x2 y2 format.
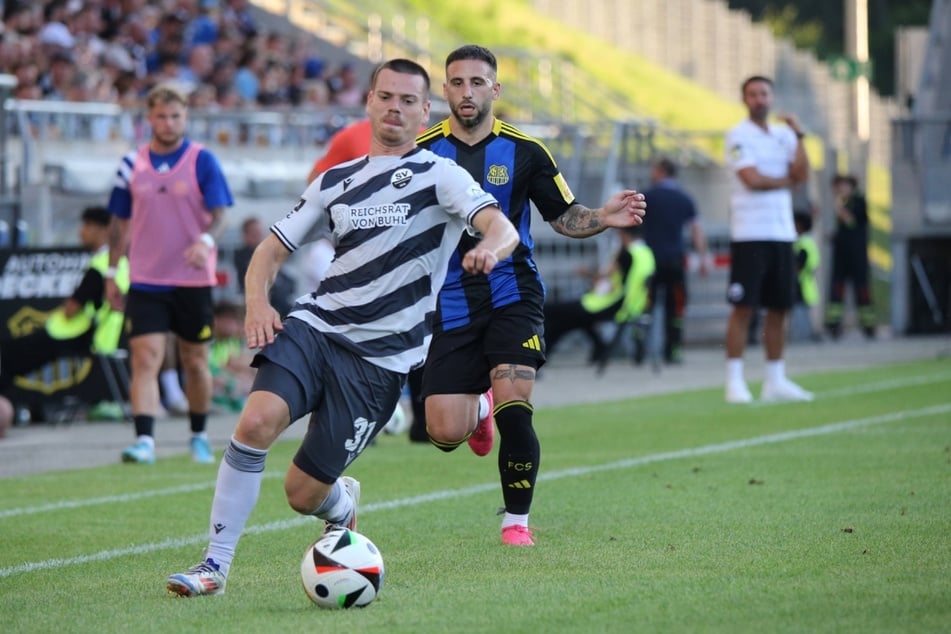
214 83 242 111
210 29 244 76
233 47 262 104
723 75 813 404
39 49 77 100
257 59 293 106
178 43 216 91
641 156 708 364
222 0 258 38
115 10 154 79
11 60 41 96
37 0 75 54
145 11 188 75
13 78 42 101
327 62 365 107
188 82 218 110
99 0 126 41
154 52 188 88
114 69 142 108
187 0 221 47
101 42 137 79
3 3 43 41
71 3 108 58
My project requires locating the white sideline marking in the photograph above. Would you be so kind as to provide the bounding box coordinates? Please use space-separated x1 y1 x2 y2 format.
0 483 212 519
4 371 949 521
0 477 280 520
2 402 948 579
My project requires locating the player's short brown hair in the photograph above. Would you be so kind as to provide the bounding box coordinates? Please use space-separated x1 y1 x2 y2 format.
146 83 188 109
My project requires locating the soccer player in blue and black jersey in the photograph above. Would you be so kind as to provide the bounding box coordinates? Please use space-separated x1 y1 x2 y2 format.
416 45 646 546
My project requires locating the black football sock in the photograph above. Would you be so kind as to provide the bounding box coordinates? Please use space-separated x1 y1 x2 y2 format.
495 400 539 515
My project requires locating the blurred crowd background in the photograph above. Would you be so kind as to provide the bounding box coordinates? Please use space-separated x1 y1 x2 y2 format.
0 0 366 111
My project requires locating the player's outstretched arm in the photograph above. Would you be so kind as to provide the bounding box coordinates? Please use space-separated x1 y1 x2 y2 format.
462 206 519 274
549 190 646 238
244 233 291 349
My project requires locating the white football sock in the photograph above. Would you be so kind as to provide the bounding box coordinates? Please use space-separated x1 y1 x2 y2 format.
765 360 785 384
313 479 353 526
478 393 490 421
205 440 267 577
501 512 529 529
726 358 745 384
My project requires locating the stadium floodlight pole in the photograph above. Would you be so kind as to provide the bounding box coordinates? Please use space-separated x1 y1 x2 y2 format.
845 0 870 142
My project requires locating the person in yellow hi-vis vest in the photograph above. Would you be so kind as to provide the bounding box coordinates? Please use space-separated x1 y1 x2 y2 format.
47 207 130 353
0 207 129 392
791 211 820 341
544 225 655 364
608 225 656 367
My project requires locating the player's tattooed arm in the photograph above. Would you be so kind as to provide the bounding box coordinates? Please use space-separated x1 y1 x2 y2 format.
549 203 603 238
550 190 645 237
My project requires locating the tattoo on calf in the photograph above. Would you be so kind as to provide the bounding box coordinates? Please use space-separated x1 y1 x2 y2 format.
492 364 536 383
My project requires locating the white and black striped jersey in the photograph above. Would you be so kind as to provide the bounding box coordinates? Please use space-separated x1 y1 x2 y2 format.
271 147 498 373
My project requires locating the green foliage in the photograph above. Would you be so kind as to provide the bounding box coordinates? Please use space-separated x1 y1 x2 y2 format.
728 0 934 96
1 361 950 633
763 5 823 51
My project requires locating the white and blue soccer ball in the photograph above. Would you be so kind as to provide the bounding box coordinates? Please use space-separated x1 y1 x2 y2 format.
300 527 384 609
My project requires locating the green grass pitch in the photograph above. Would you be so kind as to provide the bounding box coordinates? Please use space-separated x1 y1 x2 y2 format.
1 359 949 633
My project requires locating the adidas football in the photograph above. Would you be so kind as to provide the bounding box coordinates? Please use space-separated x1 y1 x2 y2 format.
300 527 384 609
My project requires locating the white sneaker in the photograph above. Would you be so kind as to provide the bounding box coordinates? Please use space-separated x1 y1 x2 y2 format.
167 558 226 597
725 380 753 403
761 377 814 402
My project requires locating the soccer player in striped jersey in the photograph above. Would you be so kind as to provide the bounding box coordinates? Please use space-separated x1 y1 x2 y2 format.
166 58 519 597
416 45 646 546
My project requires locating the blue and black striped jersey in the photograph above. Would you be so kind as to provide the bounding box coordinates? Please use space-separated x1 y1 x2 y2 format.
272 147 498 373
417 118 576 332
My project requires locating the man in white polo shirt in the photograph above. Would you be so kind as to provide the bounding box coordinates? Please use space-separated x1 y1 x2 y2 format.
723 75 813 403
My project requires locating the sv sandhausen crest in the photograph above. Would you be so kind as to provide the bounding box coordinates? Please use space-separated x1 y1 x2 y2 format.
390 168 413 189
486 164 510 186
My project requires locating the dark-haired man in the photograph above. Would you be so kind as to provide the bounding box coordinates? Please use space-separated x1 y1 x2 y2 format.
723 75 812 404
166 58 518 597
641 157 707 364
416 45 646 546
